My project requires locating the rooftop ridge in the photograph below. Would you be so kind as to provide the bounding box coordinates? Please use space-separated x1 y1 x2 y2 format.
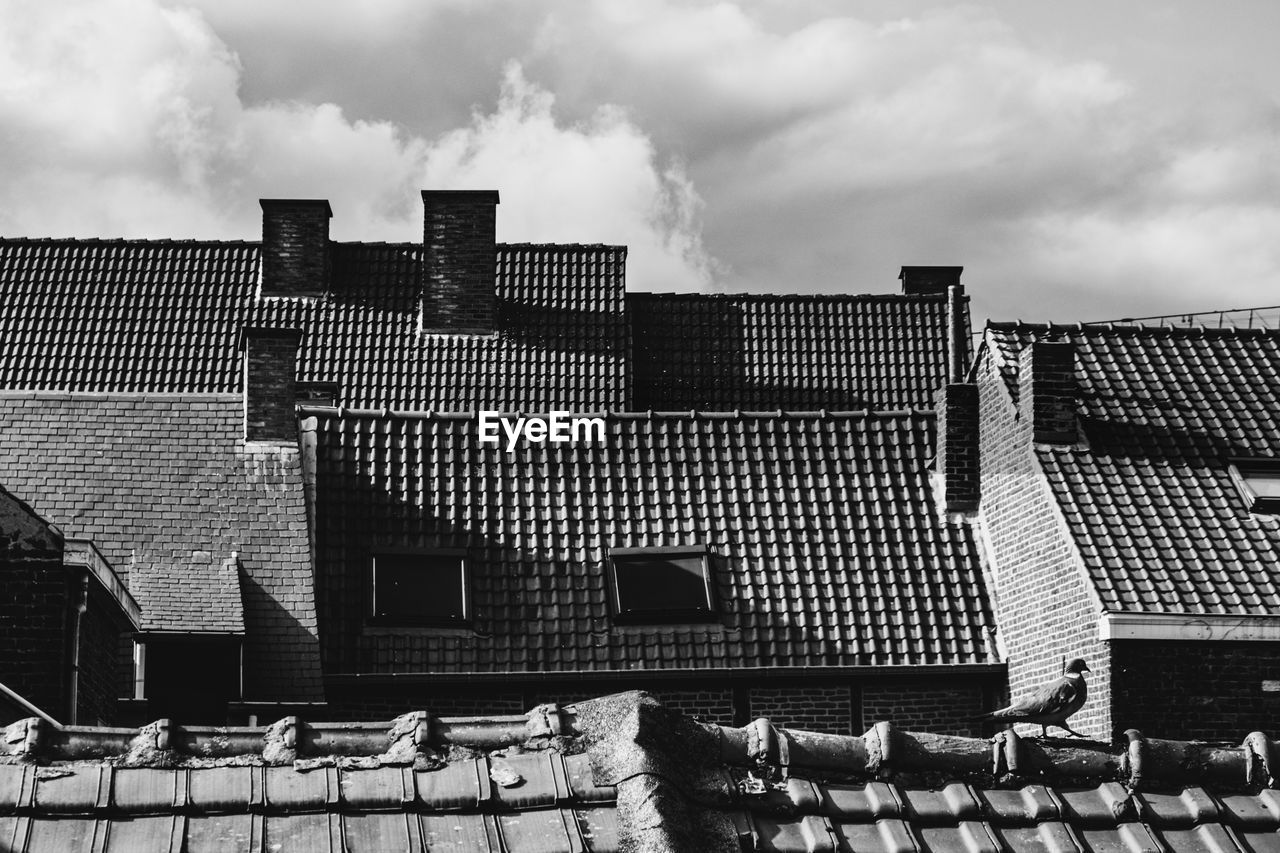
986 320 1280 338
5 693 1275 794
0 236 258 247
0 391 241 402
297 406 938 421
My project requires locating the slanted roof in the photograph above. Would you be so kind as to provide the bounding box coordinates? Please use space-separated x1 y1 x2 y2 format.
0 238 959 413
0 239 627 411
629 292 963 411
1 690 1277 853
0 392 321 700
307 408 996 675
984 323 1280 615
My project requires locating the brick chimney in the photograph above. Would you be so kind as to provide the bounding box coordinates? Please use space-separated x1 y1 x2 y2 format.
259 199 332 297
899 265 963 295
420 190 500 334
935 383 979 512
243 327 302 443
1019 340 1076 444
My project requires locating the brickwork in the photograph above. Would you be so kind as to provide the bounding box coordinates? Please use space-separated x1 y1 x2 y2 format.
323 687 527 721
1018 341 1076 444
862 681 987 736
0 491 68 719
936 383 979 512
976 353 1110 739
421 190 498 333
75 582 131 725
749 685 852 734
655 688 736 726
244 329 301 442
1111 641 1280 741
260 199 330 297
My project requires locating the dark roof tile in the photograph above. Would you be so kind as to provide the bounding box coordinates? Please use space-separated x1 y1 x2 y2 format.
984 324 1280 615
309 410 996 672
0 393 322 698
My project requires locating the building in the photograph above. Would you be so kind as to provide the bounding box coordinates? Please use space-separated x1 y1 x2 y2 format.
0 191 1001 732
0 690 1277 852
963 322 1280 741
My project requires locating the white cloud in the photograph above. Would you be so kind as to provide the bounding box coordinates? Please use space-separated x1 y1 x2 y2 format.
0 0 717 291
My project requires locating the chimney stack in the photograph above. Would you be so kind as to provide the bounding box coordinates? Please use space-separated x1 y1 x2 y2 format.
935 383 980 512
243 327 302 443
260 199 332 297
1019 340 1076 444
420 190 500 334
899 265 963 296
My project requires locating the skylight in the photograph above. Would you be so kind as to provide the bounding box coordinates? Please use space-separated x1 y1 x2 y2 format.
1229 459 1280 513
608 546 716 624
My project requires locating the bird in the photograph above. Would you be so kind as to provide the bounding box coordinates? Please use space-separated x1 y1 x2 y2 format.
976 658 1090 738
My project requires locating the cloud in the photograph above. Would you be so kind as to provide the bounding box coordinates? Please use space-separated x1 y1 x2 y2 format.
0 0 716 291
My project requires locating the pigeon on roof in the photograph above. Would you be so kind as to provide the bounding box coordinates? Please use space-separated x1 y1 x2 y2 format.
976 657 1090 737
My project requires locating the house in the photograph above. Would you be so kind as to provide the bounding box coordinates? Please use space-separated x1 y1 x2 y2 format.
960 321 1280 742
0 689 1277 852
0 190 1001 732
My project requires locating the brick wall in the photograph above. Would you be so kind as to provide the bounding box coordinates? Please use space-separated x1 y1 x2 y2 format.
862 680 987 736
421 190 498 333
975 353 1111 739
1111 641 1280 740
244 328 301 442
749 685 852 734
260 199 330 297
0 493 67 719
654 688 736 726
75 582 131 725
936 383 979 512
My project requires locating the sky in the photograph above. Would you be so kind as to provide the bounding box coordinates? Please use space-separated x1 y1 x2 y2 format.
2 0 1279 326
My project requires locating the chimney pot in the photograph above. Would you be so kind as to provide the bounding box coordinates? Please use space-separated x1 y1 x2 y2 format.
260 199 332 297
900 266 963 296
1019 340 1076 444
244 327 303 443
420 190 500 334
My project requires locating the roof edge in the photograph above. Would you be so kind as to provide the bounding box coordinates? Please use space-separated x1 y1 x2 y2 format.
1100 611 1280 642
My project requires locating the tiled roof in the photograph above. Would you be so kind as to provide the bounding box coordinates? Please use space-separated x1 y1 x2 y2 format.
306 408 995 674
3 691 1279 853
0 392 322 700
0 239 627 411
0 238 958 413
984 323 1280 614
629 292 962 411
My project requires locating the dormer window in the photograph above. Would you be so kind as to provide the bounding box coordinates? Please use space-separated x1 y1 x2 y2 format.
608 546 716 624
1228 458 1280 513
369 550 469 625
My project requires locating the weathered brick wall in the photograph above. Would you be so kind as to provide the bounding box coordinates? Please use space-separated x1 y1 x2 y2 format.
862 681 986 736
936 383 979 512
0 494 67 719
976 354 1111 739
323 687 527 721
749 685 851 734
655 688 736 726
260 199 330 297
421 190 498 333
1111 641 1280 741
75 582 131 725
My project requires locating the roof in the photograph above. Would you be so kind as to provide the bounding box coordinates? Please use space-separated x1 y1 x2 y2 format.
0 239 627 411
0 238 960 412
0 392 322 700
2 690 1279 853
306 408 996 674
983 323 1280 615
629 292 962 411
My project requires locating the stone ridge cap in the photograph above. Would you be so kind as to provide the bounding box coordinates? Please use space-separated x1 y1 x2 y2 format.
986 320 1280 338
0 390 241 403
297 406 939 421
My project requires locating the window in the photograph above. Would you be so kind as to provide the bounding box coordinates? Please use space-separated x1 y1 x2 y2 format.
370 551 469 625
1229 458 1280 513
608 546 716 623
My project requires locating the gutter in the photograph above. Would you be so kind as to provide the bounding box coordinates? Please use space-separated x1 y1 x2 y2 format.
1100 612 1280 642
